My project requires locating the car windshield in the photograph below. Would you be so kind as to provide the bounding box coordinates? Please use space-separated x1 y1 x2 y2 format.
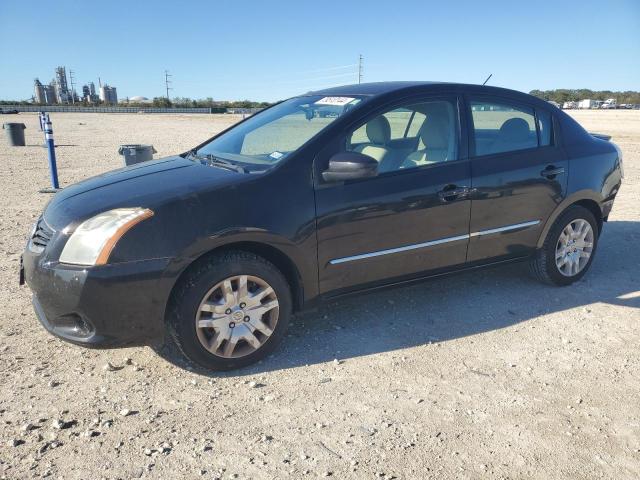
191 95 363 171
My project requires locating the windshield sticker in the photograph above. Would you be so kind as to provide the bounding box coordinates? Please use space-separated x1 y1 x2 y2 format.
314 96 356 106
269 151 284 160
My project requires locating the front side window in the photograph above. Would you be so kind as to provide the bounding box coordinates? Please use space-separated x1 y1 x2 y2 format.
350 108 426 144
345 99 458 173
471 101 537 156
194 95 363 170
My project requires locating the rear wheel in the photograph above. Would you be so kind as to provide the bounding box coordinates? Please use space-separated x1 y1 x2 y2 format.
530 206 599 286
165 251 292 371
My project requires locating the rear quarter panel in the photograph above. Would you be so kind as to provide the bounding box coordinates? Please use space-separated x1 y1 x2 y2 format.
536 135 622 247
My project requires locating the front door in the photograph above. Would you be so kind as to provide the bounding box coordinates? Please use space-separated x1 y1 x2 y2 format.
314 96 472 295
465 97 568 262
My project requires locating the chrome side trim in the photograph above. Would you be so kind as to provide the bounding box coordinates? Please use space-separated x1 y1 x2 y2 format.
328 220 540 265
328 234 469 265
469 220 540 237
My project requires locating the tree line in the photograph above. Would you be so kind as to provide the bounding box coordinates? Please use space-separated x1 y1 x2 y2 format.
529 89 640 104
0 98 274 109
7 91 640 108
141 97 273 109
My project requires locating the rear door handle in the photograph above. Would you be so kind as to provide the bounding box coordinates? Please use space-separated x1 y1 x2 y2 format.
540 166 565 178
438 186 471 202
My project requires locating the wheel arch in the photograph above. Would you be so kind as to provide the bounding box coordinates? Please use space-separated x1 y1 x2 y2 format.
165 241 305 319
572 199 604 233
536 193 604 248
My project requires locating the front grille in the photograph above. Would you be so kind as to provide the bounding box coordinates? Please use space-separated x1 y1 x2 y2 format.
30 218 55 252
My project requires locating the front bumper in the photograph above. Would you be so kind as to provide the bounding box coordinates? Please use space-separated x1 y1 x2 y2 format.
22 247 174 348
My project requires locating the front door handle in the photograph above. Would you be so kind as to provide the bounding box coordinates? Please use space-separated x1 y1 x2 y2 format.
438 185 471 202
541 166 565 178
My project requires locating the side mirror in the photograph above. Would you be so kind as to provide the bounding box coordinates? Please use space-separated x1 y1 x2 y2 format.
322 152 378 183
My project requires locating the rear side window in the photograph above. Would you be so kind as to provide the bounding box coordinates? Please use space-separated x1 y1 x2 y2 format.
470 101 537 156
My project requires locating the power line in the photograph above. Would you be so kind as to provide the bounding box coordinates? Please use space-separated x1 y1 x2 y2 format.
185 70 358 92
299 63 358 74
151 61 366 98
262 71 356 87
164 70 173 100
182 64 359 86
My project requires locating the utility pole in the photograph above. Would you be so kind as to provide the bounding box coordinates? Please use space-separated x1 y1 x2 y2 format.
164 70 173 101
358 54 363 84
69 69 76 104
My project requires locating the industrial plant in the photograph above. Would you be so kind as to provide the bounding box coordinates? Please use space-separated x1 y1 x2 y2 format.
33 66 117 105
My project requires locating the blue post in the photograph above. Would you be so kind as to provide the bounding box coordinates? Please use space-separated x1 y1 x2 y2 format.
44 119 59 189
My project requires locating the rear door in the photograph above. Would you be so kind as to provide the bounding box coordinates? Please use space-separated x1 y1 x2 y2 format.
465 96 568 262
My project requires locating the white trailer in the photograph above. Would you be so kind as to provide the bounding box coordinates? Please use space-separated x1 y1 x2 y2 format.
578 99 595 109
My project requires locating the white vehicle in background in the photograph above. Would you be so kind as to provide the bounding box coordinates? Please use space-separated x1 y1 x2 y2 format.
578 99 595 109
601 98 617 109
562 101 577 109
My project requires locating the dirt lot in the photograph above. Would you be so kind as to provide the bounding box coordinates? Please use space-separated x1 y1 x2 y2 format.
0 110 638 479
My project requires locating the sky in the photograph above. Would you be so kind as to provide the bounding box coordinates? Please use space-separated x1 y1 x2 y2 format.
0 0 638 102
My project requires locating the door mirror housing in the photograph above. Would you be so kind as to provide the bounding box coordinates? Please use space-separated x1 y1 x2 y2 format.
322 152 378 182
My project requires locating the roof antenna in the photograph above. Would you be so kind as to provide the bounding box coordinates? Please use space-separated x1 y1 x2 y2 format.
482 73 492 86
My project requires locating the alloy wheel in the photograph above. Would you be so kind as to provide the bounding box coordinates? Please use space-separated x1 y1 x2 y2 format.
555 219 594 277
195 275 279 358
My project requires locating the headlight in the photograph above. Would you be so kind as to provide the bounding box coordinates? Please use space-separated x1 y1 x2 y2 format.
59 208 153 266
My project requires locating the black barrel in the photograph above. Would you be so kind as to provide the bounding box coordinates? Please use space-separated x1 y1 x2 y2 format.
118 144 157 166
3 123 26 146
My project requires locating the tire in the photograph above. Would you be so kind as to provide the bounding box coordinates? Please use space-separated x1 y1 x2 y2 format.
529 205 599 286
164 250 292 371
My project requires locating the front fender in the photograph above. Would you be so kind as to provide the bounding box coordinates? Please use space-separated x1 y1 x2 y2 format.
158 226 319 314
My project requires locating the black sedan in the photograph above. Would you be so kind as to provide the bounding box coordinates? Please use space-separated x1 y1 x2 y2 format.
22 82 624 370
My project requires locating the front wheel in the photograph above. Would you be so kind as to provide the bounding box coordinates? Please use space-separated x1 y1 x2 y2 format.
165 251 292 371
530 206 599 286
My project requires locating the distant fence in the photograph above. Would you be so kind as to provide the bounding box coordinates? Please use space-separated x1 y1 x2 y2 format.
0 105 263 114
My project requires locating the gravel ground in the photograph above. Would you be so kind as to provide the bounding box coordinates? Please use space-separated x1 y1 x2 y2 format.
0 110 638 479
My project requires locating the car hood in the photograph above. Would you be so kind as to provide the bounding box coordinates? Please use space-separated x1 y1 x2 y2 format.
44 156 240 231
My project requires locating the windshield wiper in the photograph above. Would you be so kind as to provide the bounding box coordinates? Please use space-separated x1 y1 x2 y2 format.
187 151 247 174
207 156 248 174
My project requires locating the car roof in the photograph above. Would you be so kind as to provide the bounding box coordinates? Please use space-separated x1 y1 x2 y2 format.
308 81 539 103
309 81 444 96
